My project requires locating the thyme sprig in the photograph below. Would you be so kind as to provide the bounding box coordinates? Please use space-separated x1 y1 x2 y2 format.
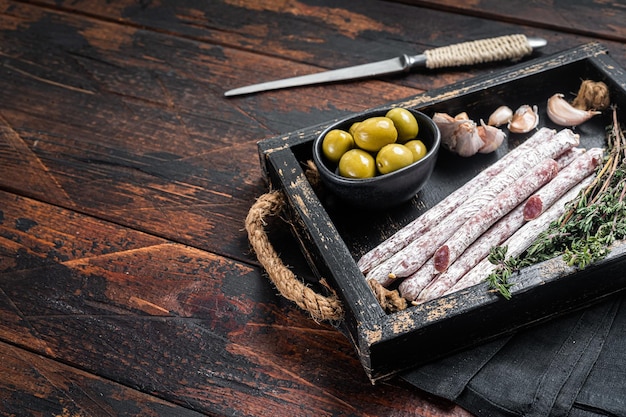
485 246 516 299
488 107 626 298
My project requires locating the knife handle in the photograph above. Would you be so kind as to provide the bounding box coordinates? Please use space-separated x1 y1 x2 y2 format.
424 34 533 69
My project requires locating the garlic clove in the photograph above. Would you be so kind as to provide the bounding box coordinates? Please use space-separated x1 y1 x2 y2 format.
451 120 484 157
508 104 539 133
477 119 506 153
433 112 464 144
454 112 470 121
547 93 601 127
487 105 513 127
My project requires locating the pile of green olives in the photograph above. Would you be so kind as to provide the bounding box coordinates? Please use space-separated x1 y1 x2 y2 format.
321 108 428 179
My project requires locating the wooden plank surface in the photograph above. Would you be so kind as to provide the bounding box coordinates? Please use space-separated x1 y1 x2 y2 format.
1 0 625 415
0 340 209 416
0 190 464 415
390 0 626 42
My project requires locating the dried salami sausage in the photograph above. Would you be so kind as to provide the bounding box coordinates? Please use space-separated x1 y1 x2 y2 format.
366 129 579 285
446 174 595 294
356 127 557 274
523 148 603 220
433 157 559 273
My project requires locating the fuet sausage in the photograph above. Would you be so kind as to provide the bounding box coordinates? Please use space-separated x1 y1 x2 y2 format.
433 158 559 273
366 128 579 286
445 174 595 295
523 148 603 220
356 127 557 274
401 158 559 301
406 205 525 302
411 149 603 302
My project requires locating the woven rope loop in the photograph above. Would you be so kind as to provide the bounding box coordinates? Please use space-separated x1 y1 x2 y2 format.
245 191 344 322
245 188 408 320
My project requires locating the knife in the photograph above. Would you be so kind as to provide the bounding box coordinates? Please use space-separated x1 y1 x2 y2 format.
224 34 547 97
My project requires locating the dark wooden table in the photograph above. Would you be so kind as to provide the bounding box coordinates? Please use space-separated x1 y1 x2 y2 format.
2 1 626 416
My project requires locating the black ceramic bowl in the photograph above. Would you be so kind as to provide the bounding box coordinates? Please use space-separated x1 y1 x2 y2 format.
312 108 441 210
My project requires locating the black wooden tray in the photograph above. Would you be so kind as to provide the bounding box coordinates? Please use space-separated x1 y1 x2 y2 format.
257 42 626 382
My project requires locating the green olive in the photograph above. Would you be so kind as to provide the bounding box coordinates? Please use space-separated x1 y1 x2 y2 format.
338 149 376 179
352 117 398 152
404 139 428 162
322 129 354 163
376 144 414 175
348 122 361 137
385 108 419 143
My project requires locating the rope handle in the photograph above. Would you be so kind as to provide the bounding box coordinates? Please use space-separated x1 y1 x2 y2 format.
425 34 532 69
245 190 408 322
245 191 344 322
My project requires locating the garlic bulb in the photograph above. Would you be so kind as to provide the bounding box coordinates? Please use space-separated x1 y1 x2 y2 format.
488 106 513 127
547 93 601 127
508 105 539 133
571 80 610 111
477 120 505 153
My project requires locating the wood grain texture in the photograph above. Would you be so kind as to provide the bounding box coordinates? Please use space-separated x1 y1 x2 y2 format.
0 340 208 416
1 0 624 415
389 0 626 42
0 190 470 415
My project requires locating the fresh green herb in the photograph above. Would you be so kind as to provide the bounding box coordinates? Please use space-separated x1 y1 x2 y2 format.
488 107 626 298
485 246 515 299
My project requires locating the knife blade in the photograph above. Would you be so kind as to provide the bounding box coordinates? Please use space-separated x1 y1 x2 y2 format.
224 35 547 97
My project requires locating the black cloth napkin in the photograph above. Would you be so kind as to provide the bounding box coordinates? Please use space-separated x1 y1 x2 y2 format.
402 294 626 416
